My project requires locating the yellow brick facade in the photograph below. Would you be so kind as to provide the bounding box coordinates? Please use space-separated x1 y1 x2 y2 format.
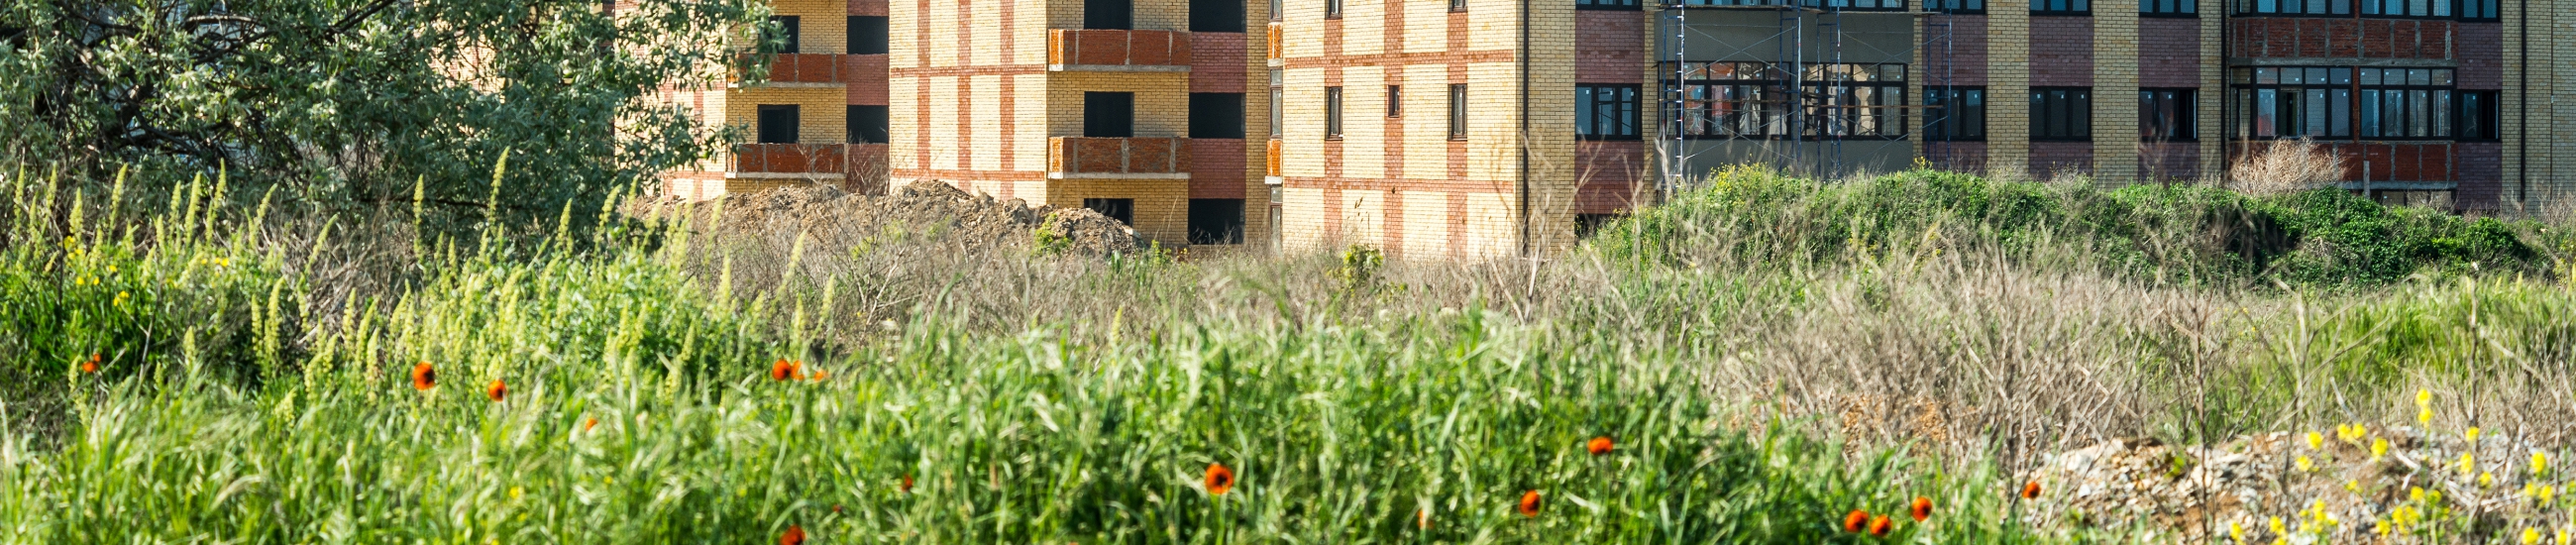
2092 0 2139 185
1988 1 2031 173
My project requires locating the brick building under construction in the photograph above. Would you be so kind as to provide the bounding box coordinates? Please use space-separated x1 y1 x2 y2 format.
665 0 2576 258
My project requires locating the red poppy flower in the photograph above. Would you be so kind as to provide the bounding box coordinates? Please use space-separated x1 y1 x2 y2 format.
1868 514 1892 536
1587 436 1614 456
411 362 437 390
900 475 913 493
1910 496 1933 521
1205 463 1235 495
770 359 800 382
2019 481 2042 499
485 380 507 402
779 524 805 545
584 418 598 432
1518 490 1543 517
81 353 99 374
1843 509 1870 532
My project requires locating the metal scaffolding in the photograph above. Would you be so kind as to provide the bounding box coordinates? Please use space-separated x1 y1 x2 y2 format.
1654 0 1952 192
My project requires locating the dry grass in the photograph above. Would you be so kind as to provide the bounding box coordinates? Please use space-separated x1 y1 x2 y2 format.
2229 140 2348 197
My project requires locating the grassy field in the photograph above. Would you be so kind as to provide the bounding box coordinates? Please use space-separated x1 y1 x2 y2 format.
3 166 2573 543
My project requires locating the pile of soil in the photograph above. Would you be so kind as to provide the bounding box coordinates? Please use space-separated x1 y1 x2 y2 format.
630 181 1140 256
2021 426 2541 542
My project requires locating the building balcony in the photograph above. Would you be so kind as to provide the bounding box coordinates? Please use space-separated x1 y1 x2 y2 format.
734 54 845 86
731 144 847 176
1048 137 1191 179
1047 30 1191 72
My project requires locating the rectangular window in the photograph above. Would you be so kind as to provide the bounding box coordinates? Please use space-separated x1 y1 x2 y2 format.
1192 0 1246 32
2231 66 2459 140
1190 93 1246 139
766 16 801 54
1677 0 1907 9
1270 87 1283 138
1326 0 1342 18
1325 87 1342 139
1452 0 1468 11
1085 92 1134 138
1577 84 1641 140
2031 87 2092 141
1678 61 1906 140
848 16 888 54
2460 0 2500 19
847 105 889 143
1188 199 1247 245
1927 0 1986 13
2140 88 2195 141
1386 85 1402 117
1083 198 1135 226
757 105 801 144
1924 86 1986 140
1087 0 1132 30
2458 90 2498 140
2141 0 2196 14
1578 0 1643 9
2032 0 2090 14
1449 84 1468 140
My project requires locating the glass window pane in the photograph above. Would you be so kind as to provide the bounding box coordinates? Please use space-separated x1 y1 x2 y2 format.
2330 89 2350 137
2256 89 2278 138
2360 90 2381 138
2410 90 2428 138
2432 90 2450 138
2307 68 2329 85
2257 67 2278 85
2332 68 2352 85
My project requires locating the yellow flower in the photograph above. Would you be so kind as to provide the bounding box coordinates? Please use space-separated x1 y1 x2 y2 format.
2411 487 2426 502
2373 438 2391 461
2421 407 2436 424
2539 451 2553 476
2469 427 2484 443
2298 455 2315 472
2418 388 2433 406
2482 472 2498 488
2536 485 2557 506
2308 431 2325 450
2531 527 2546 545
2270 516 2287 536
2465 453 2480 476
2231 521 2247 543
509 487 522 499
113 291 129 306
2347 480 2363 493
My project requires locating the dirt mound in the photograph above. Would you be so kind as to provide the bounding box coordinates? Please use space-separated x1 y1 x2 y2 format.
2021 426 2542 543
630 181 1140 256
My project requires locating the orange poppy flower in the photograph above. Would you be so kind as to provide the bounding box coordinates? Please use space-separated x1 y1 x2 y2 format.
900 475 913 493
485 380 507 402
584 418 598 432
1417 508 1432 529
411 362 437 390
1517 490 1542 517
1587 436 1614 456
1205 463 1235 495
1868 514 1892 536
1843 509 1870 532
770 359 800 382
1910 495 1933 521
779 524 805 545
2019 481 2042 499
807 368 828 382
81 353 99 374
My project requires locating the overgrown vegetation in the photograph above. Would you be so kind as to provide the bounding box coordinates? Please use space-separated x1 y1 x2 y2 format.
3 164 2573 542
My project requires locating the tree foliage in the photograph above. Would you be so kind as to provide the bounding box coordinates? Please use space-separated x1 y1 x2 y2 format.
0 0 765 223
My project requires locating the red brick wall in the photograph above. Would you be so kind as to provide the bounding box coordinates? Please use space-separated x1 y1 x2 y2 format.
2139 18 2200 88
848 0 886 16
1190 33 1248 93
1190 139 1248 198
1576 11 1648 84
2232 19 2455 59
2031 142 2093 178
2455 142 2501 208
2140 142 2200 179
2030 16 2093 87
2457 23 2503 89
846 54 889 106
1925 16 1988 86
1572 141 1646 213
1926 142 1988 172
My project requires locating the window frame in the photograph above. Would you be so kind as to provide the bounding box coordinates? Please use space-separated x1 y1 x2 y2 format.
765 16 802 54
1386 85 1402 118
1325 86 1343 140
1191 0 1247 32
1577 0 1644 10
1190 92 1247 139
2029 86 2093 142
1673 0 1911 11
1084 91 1136 138
1576 83 1642 141
1922 86 1986 141
2030 0 2092 16
847 105 889 144
2229 66 2466 141
1326 0 1342 19
756 104 802 144
2139 88 2198 142
1672 61 1909 141
1449 84 1468 141
2139 0 2198 16
848 16 889 54
1188 198 1247 245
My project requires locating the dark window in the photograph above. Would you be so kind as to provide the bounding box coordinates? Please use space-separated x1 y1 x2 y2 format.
1327 0 1342 18
1386 85 1402 117
1326 86 1343 139
766 16 801 54
757 105 801 144
1578 0 1642 9
1574 214 1623 238
2458 0 2500 19
2141 88 2196 141
1189 199 1246 244
1087 0 1132 29
1926 0 1986 12
2349 0 2474 17
2458 90 2498 141
1677 0 1906 7
1270 87 1283 138
847 105 889 143
1193 0 1246 32
2232 66 2460 140
1449 84 1468 140
1085 92 1134 138
1578 84 1640 140
1191 93 1246 139
1452 0 1468 11
849 16 888 54
1084 198 1135 226
2031 87 2092 141
2141 0 2196 14
1923 87 1986 141
1677 61 1906 140
2032 0 2090 14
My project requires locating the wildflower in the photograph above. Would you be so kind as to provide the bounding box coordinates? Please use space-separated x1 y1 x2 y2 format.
2463 453 2479 476
770 359 801 381
1417 508 1432 529
806 368 827 382
81 353 99 374
114 290 128 306
508 487 521 499
2297 455 2314 473
2372 438 2390 462
2410 487 2425 502
2468 427 2484 443
2482 472 2498 488
2308 431 2324 450
2269 516 2286 536
2537 451 2552 476
779 525 805 545
486 380 507 402
2230 521 2246 543
2418 388 2433 406
1867 514 1892 537
1844 509 1871 532
2420 407 2436 425
584 418 598 432
1518 490 1542 517
1204 463 1235 495
2020 481 2042 499
1587 436 1614 456
2373 520 2389 537
2531 528 2546 545
2346 480 2362 493
411 362 437 390
1910 496 1933 521
900 475 912 493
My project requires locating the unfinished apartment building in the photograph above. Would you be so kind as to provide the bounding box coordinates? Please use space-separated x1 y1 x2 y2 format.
673 0 2576 255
